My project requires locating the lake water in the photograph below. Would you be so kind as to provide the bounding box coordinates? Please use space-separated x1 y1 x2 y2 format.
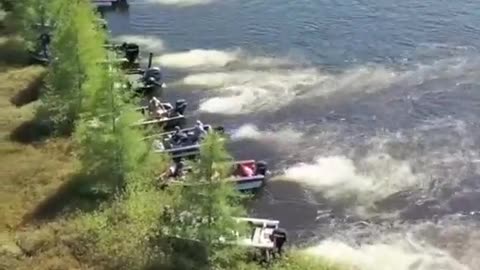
104 1 480 269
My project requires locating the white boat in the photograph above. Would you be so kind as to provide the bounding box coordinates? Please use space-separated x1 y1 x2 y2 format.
234 217 281 249
160 213 286 263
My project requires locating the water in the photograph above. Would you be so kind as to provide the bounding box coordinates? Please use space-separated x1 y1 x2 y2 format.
103 1 480 269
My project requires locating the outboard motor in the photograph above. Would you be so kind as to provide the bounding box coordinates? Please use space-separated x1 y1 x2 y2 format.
255 161 267 175
139 67 163 96
122 43 140 64
174 99 187 115
212 126 225 134
270 228 287 256
143 67 163 84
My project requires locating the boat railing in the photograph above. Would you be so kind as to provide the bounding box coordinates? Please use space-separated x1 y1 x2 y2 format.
232 175 265 181
133 115 185 127
154 143 200 154
144 125 212 140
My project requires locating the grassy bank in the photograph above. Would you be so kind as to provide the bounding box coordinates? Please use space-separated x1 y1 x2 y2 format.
0 14 84 270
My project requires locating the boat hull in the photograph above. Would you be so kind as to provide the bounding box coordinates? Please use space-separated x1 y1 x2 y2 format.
233 175 266 192
155 144 200 160
126 74 164 97
165 172 267 192
92 0 129 8
29 51 50 65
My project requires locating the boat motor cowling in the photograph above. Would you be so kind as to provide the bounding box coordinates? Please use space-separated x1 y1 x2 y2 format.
255 161 267 175
143 67 162 82
175 99 187 115
123 43 140 64
271 228 287 254
213 126 225 134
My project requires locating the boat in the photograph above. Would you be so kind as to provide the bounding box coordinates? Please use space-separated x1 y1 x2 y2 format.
104 42 141 71
152 125 212 159
28 33 51 65
232 217 287 261
134 99 187 130
164 159 269 192
91 0 128 8
27 18 52 65
126 53 166 97
144 124 226 140
160 216 286 264
28 18 107 65
230 160 269 191
234 217 286 249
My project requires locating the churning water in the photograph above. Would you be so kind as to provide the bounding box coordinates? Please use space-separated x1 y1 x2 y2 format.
104 0 480 269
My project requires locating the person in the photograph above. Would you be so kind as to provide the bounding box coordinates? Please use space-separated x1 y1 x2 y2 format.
148 96 167 119
171 126 187 145
38 33 50 60
191 120 208 142
239 163 254 177
168 160 184 178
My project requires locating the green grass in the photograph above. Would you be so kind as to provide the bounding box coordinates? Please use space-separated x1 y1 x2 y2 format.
0 64 77 228
0 29 86 268
273 251 346 270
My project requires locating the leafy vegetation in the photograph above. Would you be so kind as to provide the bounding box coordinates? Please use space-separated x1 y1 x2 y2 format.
0 1 346 270
164 132 248 269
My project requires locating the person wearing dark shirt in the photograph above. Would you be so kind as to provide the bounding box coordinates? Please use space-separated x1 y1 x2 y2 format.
171 126 187 145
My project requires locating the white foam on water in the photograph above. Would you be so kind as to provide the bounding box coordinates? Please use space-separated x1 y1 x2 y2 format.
182 68 323 88
281 154 422 206
191 65 399 114
304 66 398 98
198 85 269 114
144 0 215 7
304 216 480 270
193 68 327 114
154 48 293 70
183 51 480 115
412 218 480 268
304 237 470 270
230 124 304 145
153 49 241 69
113 35 166 53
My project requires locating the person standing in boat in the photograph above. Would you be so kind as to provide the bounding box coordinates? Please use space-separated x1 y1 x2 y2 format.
148 96 170 119
171 126 188 145
191 120 208 142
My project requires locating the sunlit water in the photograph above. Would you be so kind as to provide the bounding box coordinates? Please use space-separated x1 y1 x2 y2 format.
103 0 480 269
